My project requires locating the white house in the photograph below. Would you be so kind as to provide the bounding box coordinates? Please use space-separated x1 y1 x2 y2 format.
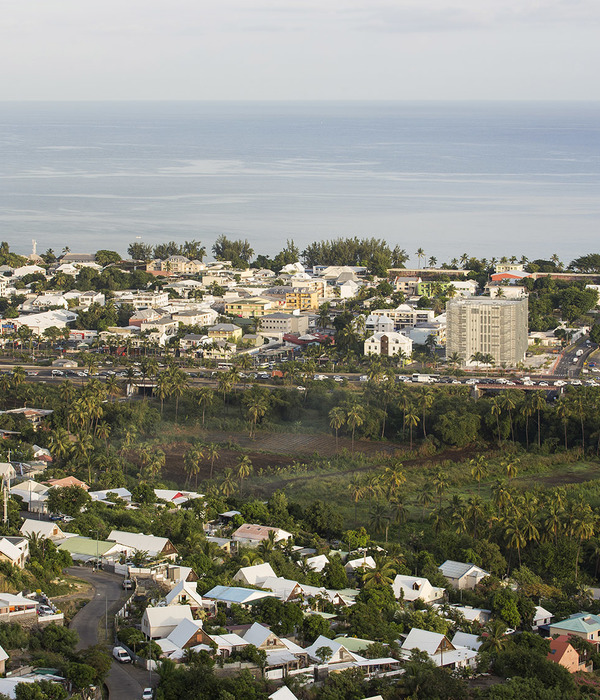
345 556 376 574
438 561 489 590
401 628 477 669
107 530 177 560
141 604 193 639
0 538 28 569
533 605 554 630
365 314 394 334
203 585 278 609
233 562 277 587
364 331 412 358
20 519 66 542
392 575 445 603
164 581 205 611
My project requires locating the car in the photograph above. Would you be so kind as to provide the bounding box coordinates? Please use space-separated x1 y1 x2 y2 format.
359 375 368 382
142 688 153 699
60 514 74 523
333 375 344 382
49 514 64 521
113 646 132 663
296 386 306 392
122 579 135 590
538 381 548 386
38 605 53 615
51 370 64 376
27 370 39 376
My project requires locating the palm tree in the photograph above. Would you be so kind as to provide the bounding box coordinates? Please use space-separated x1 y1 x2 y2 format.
415 248 425 269
348 475 365 525
504 516 527 568
418 482 434 522
503 458 519 481
205 443 220 480
382 464 406 498
432 470 447 509
478 620 508 654
470 455 487 497
363 557 396 588
184 444 204 488
490 396 502 445
555 397 571 451
48 428 72 464
420 388 434 439
196 388 214 428
405 404 420 450
570 503 596 579
531 391 546 448
168 367 189 422
369 503 391 542
220 468 237 498
329 407 346 452
236 456 253 496
345 404 366 453
245 392 269 438
155 372 171 416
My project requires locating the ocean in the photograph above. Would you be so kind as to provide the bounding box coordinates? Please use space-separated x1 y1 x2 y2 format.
0 101 599 266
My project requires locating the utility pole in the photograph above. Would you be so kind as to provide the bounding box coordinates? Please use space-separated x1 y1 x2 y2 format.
2 476 7 525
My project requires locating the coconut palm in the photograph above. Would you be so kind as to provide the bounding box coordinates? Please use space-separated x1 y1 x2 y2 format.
245 392 269 438
48 428 72 464
478 620 508 654
168 367 189 422
531 391 546 448
369 503 391 542
418 482 434 521
405 404 420 450
196 388 214 428
347 475 365 525
345 404 366 453
329 407 346 452
220 468 237 498
469 455 487 496
363 557 396 588
204 443 220 480
184 444 205 488
236 455 253 496
415 248 425 269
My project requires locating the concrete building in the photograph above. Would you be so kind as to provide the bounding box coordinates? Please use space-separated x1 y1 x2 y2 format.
259 313 309 335
285 289 319 311
445 297 528 367
364 332 412 358
225 297 273 318
370 305 435 330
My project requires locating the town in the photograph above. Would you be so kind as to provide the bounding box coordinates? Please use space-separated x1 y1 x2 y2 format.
0 237 598 699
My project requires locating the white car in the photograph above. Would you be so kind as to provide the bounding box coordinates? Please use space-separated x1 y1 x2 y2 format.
142 689 153 700
296 386 306 392
359 375 368 382
113 646 132 663
333 376 344 382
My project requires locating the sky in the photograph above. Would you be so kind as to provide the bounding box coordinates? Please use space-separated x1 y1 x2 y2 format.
1 0 599 101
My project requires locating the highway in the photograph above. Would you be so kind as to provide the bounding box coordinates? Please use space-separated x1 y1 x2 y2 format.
68 566 155 700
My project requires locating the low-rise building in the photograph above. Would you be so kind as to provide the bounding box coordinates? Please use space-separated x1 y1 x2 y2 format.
438 560 489 590
285 289 319 311
232 524 293 548
142 604 194 639
207 324 243 341
401 628 477 669
225 297 273 318
549 613 600 644
364 332 413 358
259 313 309 336
392 575 445 603
107 530 178 560
547 635 593 673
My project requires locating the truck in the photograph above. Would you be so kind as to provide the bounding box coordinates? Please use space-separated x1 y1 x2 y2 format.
411 373 435 384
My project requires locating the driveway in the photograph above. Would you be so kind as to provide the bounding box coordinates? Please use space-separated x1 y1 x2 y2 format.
67 566 153 699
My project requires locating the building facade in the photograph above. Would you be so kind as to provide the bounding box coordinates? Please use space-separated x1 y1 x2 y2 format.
445 297 528 366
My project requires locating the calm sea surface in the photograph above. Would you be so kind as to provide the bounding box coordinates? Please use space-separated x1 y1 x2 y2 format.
0 101 599 264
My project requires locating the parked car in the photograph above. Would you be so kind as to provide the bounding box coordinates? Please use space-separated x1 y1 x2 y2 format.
142 689 153 700
38 605 54 616
113 646 132 663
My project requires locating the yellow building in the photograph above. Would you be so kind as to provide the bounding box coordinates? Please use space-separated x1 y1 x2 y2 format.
225 297 273 318
285 290 319 311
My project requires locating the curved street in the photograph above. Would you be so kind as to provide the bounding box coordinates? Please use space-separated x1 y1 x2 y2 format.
67 566 154 700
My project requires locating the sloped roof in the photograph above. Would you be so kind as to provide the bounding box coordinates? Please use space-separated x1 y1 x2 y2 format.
452 631 482 651
20 519 65 540
166 618 203 649
552 613 600 633
165 581 203 607
203 585 277 605
234 562 277 586
439 560 488 580
107 530 171 556
402 628 449 655
269 688 299 700
243 622 277 648
144 605 193 630
0 538 23 562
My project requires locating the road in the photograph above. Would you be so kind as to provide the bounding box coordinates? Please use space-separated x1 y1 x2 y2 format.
554 340 595 378
68 566 153 700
